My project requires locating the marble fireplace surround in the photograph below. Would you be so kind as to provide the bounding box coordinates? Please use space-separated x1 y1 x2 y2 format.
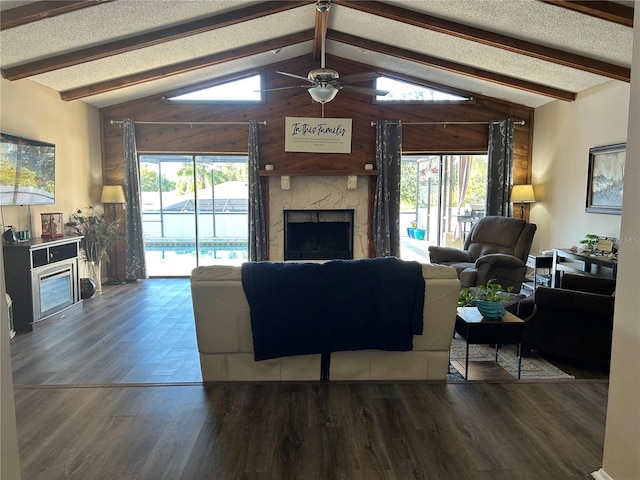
267 176 371 261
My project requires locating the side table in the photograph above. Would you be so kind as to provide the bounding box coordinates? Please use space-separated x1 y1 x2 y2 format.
524 254 553 291
454 307 525 380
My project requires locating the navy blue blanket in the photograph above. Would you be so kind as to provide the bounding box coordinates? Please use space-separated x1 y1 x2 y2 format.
241 257 425 361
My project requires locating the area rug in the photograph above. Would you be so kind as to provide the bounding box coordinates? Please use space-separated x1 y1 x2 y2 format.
449 335 575 380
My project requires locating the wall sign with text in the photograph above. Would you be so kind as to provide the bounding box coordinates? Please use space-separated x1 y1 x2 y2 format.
285 117 352 153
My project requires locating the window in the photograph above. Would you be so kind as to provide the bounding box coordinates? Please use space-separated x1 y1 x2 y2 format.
400 154 487 262
167 75 262 102
139 154 249 276
376 76 470 102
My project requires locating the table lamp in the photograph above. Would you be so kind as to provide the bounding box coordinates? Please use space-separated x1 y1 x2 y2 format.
511 184 535 219
101 185 126 284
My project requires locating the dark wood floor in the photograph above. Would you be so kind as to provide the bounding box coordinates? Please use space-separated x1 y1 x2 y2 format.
10 278 202 385
10 278 609 479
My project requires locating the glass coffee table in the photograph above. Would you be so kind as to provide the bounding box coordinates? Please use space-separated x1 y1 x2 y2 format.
454 306 525 380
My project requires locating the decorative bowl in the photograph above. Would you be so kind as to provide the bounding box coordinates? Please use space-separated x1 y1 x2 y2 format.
80 278 97 299
473 300 506 319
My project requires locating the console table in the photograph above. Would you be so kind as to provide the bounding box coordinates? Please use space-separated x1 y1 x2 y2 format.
551 248 617 287
3 236 83 332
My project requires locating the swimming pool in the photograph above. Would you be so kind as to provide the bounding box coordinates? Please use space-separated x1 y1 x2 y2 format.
144 239 248 276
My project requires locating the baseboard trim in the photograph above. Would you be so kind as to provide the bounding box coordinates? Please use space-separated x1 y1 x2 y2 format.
592 468 614 480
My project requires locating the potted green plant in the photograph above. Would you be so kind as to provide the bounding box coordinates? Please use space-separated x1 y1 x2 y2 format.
407 220 417 238
458 279 514 319
65 207 121 293
579 233 599 251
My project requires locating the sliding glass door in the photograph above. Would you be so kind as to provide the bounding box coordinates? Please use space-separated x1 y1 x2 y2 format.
400 154 487 262
139 154 248 276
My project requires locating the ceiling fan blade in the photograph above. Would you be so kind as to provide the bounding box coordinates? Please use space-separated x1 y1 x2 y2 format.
338 72 381 84
256 85 309 92
276 71 313 83
341 85 389 96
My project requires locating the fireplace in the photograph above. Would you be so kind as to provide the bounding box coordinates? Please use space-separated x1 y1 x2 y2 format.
284 209 354 260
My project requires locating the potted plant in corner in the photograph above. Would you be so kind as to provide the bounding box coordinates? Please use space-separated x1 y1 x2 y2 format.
458 279 514 319
65 207 121 294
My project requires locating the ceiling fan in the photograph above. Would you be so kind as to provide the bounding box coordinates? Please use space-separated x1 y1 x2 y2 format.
272 0 388 104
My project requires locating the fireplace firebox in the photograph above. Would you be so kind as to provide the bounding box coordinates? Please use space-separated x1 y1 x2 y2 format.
284 209 354 260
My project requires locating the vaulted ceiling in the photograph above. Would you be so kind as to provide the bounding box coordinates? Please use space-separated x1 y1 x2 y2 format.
0 0 634 109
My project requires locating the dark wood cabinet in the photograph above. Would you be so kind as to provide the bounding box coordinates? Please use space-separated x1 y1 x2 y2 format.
551 248 617 287
3 236 83 332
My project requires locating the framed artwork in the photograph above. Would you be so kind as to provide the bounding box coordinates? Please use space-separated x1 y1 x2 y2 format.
596 236 616 254
586 143 626 214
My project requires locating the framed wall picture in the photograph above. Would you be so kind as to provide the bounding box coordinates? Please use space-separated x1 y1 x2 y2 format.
586 143 626 214
596 236 616 254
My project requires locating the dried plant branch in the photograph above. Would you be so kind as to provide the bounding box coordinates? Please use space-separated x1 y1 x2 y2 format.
64 206 121 263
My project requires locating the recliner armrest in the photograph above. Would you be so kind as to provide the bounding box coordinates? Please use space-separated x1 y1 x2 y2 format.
428 246 472 264
475 253 525 269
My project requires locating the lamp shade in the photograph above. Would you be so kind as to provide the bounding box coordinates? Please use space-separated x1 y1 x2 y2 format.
101 185 126 204
308 84 338 104
511 184 535 203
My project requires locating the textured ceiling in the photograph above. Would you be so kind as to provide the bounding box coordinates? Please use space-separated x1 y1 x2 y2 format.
0 0 634 109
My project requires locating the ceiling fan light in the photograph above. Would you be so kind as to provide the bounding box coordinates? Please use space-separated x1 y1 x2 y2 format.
308 85 338 103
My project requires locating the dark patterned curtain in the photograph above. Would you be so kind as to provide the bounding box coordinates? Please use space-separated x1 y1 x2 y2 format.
122 119 147 280
248 120 267 261
486 119 514 216
373 120 402 257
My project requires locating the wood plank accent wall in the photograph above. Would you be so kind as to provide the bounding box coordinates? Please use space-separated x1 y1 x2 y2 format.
100 55 534 274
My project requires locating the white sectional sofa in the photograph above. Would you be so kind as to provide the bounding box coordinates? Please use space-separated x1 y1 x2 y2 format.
190 261 460 382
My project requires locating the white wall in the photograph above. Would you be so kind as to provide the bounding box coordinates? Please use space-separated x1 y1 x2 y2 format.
0 77 102 237
1 247 20 479
531 81 629 252
598 4 640 479
0 77 101 478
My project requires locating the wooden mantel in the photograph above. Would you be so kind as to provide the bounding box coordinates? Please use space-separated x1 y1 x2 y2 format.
259 169 378 177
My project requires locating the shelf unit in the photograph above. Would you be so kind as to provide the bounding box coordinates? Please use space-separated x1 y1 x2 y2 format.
522 254 553 291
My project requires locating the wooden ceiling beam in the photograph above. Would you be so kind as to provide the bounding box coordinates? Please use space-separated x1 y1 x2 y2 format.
0 1 110 30
327 30 576 102
59 30 315 101
540 1 634 27
2 1 314 80
333 0 630 82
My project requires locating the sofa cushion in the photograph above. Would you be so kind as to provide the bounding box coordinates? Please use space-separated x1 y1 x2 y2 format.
421 262 461 280
191 265 242 281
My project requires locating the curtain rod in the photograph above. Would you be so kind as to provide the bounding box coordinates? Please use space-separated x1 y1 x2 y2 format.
109 120 267 126
370 120 526 126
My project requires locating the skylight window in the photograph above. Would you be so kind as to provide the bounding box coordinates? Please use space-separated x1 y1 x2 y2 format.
376 77 469 102
168 75 262 102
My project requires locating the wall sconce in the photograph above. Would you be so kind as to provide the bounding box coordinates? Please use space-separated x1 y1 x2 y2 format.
511 184 536 219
